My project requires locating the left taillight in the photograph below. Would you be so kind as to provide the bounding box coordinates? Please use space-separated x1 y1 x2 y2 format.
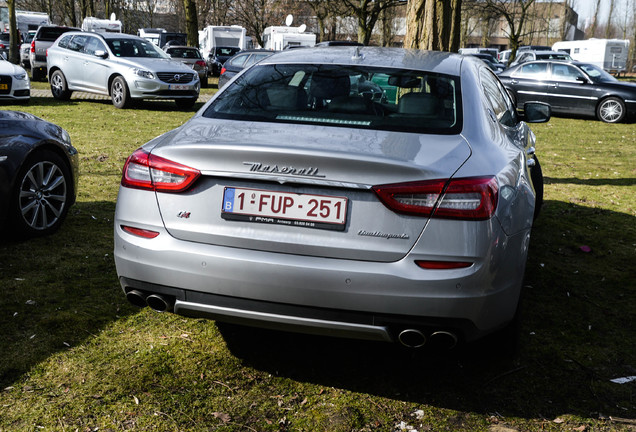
372 176 498 221
121 148 201 193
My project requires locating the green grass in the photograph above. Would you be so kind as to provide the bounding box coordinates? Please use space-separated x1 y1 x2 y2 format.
0 95 634 431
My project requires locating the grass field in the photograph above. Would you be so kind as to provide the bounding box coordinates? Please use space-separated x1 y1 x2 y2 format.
0 89 634 431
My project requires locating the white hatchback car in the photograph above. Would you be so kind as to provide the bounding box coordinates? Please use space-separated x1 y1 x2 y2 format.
0 57 30 102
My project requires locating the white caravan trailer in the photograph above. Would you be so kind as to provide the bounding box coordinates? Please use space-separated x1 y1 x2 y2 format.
551 39 630 74
198 26 247 59
262 26 316 51
16 11 50 35
82 16 122 33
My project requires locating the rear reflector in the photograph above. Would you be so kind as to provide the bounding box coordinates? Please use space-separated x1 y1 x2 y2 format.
415 260 473 269
121 225 160 239
372 176 498 220
121 148 200 193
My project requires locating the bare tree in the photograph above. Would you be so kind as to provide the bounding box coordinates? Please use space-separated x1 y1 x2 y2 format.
605 0 616 38
476 0 537 62
7 0 19 63
404 0 462 51
184 0 198 46
341 0 404 45
232 0 287 47
588 0 602 37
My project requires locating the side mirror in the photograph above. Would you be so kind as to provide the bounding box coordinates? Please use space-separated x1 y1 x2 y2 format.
576 76 588 84
522 102 551 123
94 50 108 59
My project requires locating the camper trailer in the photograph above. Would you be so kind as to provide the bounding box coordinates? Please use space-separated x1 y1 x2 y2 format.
138 28 186 48
16 11 50 35
82 16 122 33
262 26 316 51
198 25 246 59
551 39 630 74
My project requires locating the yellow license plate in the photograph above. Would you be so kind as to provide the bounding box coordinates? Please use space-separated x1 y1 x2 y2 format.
0 84 8 90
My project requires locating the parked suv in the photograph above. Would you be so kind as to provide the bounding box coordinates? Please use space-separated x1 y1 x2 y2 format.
163 45 208 87
30 26 80 81
47 32 200 108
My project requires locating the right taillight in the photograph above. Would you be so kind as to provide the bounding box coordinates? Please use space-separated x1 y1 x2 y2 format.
220 67 226 75
121 148 200 193
372 176 498 221
30 40 35 53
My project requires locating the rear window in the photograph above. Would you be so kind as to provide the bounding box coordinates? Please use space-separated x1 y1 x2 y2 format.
167 48 202 59
203 64 462 135
37 27 75 42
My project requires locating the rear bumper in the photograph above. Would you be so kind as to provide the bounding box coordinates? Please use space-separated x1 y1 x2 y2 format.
114 218 529 343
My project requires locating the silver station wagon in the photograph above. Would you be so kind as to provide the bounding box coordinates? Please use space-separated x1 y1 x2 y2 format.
47 32 200 108
114 47 549 348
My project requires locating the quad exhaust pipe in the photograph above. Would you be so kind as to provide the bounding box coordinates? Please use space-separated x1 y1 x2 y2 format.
125 290 174 313
398 329 458 350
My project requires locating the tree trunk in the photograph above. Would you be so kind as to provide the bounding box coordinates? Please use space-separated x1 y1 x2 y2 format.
7 0 19 64
404 0 461 51
184 0 199 47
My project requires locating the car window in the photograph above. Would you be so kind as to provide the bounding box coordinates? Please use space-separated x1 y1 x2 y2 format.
83 37 106 55
551 64 585 82
57 34 72 49
227 53 249 68
107 38 168 58
216 47 241 56
514 62 549 79
480 68 516 127
168 48 202 59
204 63 462 135
38 27 74 42
577 63 618 84
68 35 88 52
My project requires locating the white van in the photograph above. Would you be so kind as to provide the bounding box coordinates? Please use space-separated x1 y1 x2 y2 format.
551 39 630 74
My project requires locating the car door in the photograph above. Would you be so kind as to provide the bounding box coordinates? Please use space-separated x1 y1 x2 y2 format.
546 63 597 115
62 34 89 87
80 36 111 94
507 62 550 108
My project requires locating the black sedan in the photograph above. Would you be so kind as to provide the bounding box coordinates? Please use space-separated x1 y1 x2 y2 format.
206 46 241 76
0 111 78 238
499 60 636 123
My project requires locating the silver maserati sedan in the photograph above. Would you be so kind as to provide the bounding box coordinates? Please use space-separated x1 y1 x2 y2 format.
114 47 550 348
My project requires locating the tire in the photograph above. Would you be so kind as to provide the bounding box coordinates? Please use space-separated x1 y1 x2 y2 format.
11 150 72 237
175 97 197 109
111 76 131 109
530 156 543 220
50 70 72 101
597 97 625 123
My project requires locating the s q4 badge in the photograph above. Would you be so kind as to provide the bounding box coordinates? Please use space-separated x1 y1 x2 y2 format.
177 211 191 219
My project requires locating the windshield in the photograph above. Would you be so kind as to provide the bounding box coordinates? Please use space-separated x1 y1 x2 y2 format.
578 63 618 84
216 47 241 56
107 38 169 58
203 64 462 134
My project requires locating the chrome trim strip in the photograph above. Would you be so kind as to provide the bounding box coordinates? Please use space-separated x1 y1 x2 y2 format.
174 300 394 342
518 90 597 101
199 170 372 189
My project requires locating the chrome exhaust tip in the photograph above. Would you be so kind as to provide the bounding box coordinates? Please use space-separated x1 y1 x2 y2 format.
428 331 458 350
125 289 148 308
146 294 174 313
398 329 427 348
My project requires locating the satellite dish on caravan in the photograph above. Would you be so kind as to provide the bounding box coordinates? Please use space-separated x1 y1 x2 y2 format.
285 14 293 26
110 13 116 21
298 24 306 33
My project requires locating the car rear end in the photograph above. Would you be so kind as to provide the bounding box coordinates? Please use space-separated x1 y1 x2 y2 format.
115 49 530 346
30 26 79 80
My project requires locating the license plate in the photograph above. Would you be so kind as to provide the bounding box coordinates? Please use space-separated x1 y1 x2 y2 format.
222 187 347 231
169 84 189 90
0 84 7 90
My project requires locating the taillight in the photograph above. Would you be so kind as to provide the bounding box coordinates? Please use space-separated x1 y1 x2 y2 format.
121 225 160 239
372 176 498 220
0 44 5 49
220 67 226 75
121 148 200 193
30 40 35 53
195 60 206 67
415 260 473 269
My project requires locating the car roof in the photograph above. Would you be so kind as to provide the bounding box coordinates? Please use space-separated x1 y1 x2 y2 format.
165 46 199 50
258 47 464 75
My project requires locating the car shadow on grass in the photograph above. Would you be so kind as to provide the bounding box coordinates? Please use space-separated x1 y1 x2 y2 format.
0 201 134 389
217 200 635 420
29 96 205 112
